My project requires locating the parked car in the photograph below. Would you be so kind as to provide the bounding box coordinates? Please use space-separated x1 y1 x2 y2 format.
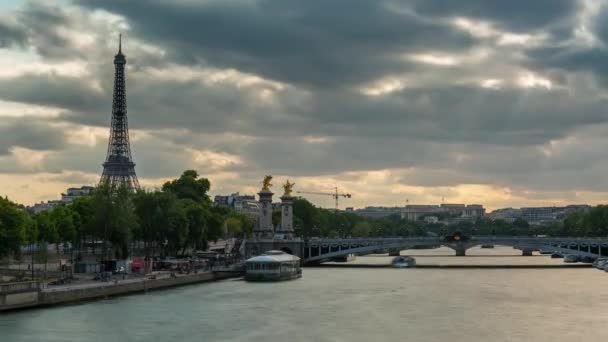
551 253 564 259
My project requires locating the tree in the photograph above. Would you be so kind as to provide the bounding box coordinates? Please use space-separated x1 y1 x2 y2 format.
35 211 58 244
162 170 211 204
50 205 78 244
71 195 95 244
180 198 209 253
352 221 372 237
91 182 138 260
207 207 227 242
0 197 30 258
513 218 530 229
225 216 243 237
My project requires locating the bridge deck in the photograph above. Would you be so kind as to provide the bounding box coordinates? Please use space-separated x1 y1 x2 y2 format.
303 236 608 263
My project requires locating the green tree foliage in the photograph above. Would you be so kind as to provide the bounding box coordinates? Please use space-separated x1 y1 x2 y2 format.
207 207 228 242
162 170 211 204
91 182 138 259
71 195 95 243
180 198 210 252
225 212 255 238
133 190 181 258
50 205 78 244
560 206 608 237
0 197 31 258
35 210 59 244
352 221 372 237
291 199 426 238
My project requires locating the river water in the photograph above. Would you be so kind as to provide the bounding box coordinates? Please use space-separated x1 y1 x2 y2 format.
2 247 608 342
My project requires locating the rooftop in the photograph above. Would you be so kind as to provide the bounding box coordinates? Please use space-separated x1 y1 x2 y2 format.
246 250 300 263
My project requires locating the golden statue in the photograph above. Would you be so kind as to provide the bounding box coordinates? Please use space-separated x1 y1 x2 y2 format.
283 179 295 196
261 175 273 191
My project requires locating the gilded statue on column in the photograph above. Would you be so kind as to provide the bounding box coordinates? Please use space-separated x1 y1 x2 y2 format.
261 175 273 191
283 180 295 196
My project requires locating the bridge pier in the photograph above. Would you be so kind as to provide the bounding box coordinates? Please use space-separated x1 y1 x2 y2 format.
455 248 466 256
388 249 400 257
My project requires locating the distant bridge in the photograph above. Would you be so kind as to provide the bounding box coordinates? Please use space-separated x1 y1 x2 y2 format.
302 235 608 264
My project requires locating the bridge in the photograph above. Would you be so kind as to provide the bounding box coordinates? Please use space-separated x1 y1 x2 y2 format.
301 235 608 264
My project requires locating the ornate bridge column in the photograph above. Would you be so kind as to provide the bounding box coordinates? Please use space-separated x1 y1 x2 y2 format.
275 195 295 239
254 189 274 239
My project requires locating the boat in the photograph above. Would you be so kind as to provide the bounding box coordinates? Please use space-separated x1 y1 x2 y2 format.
391 256 416 268
564 254 579 263
580 255 596 263
245 250 302 281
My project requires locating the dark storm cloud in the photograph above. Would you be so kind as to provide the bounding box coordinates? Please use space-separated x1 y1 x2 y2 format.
292 86 608 145
0 21 27 48
524 5 608 87
78 0 474 88
0 73 105 113
407 0 581 32
4 0 608 201
14 2 83 60
0 119 67 155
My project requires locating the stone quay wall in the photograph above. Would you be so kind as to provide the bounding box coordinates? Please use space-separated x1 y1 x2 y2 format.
1 271 238 312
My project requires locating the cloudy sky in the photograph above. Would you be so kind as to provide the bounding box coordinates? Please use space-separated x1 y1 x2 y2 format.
1 0 608 210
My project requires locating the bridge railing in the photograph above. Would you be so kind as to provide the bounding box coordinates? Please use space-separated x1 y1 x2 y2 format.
303 236 608 261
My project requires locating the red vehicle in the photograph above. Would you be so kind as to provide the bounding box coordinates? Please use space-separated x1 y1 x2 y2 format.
131 258 143 272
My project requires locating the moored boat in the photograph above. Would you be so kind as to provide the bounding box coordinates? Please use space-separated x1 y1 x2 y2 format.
391 256 416 268
245 250 302 281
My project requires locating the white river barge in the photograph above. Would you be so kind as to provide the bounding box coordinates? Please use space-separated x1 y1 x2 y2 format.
245 250 302 281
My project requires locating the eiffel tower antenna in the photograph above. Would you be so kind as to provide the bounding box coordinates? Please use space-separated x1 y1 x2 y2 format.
99 34 140 191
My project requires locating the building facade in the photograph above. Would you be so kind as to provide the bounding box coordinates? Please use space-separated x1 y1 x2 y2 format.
214 192 260 219
353 203 486 223
27 185 95 214
488 205 591 225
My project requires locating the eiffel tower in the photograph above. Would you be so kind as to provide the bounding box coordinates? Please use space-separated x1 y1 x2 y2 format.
99 35 140 191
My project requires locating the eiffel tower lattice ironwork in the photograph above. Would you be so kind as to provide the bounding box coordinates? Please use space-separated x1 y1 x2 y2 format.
100 35 140 191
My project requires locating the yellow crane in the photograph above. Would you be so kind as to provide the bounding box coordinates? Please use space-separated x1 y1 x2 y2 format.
296 187 352 211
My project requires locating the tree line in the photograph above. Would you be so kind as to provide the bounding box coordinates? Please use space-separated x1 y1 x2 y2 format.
3 173 608 260
0 170 254 260
288 200 608 239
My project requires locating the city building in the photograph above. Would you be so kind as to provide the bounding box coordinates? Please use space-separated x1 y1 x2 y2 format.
486 208 522 223
353 203 486 223
353 206 403 218
214 192 260 219
27 185 95 214
61 186 95 203
487 205 591 225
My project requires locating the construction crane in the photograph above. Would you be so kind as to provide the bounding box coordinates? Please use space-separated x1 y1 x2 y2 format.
296 187 352 211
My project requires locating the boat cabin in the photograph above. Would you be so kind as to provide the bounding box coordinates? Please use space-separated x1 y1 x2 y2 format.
245 250 302 281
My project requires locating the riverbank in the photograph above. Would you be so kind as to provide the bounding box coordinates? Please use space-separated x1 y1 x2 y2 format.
315 263 592 268
0 271 242 312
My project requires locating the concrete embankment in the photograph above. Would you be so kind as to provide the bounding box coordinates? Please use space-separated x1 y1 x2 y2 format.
316 263 592 269
1 271 241 312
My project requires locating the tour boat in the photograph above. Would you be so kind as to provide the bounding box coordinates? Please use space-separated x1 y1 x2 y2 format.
391 256 416 268
245 250 302 281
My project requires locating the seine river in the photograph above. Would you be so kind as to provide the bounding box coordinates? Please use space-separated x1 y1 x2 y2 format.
2 247 608 342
